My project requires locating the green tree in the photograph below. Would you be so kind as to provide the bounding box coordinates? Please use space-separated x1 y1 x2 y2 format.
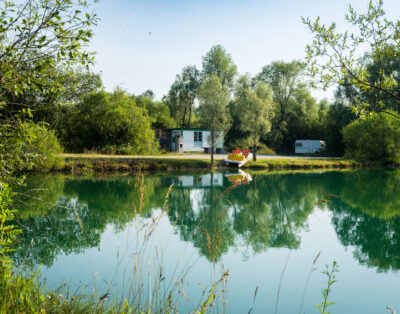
0 0 98 180
135 94 176 129
324 101 356 154
0 0 97 110
303 0 400 118
33 68 103 124
343 112 400 162
63 89 157 154
202 45 238 90
234 76 274 160
105 89 157 154
257 61 320 153
164 65 200 128
197 75 232 165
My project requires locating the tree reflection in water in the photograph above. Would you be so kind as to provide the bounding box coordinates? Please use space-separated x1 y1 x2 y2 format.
12 169 400 272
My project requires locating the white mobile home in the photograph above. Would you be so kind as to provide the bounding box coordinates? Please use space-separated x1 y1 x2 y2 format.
295 140 326 154
156 128 224 153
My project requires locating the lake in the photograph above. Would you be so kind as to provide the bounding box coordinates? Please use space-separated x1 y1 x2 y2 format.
14 169 400 313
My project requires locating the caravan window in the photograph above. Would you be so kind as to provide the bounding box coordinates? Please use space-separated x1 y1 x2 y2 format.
194 131 202 142
296 143 302 148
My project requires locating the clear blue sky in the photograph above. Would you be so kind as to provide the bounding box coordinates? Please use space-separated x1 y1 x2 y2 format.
89 0 400 101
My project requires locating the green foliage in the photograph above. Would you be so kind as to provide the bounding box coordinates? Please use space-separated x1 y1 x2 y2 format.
256 60 323 153
233 75 274 160
324 102 356 154
303 0 400 117
21 122 63 170
316 261 339 314
197 75 232 164
0 0 98 107
256 143 276 155
32 68 103 129
202 45 238 90
0 121 38 184
164 65 200 128
136 94 176 129
343 112 400 162
0 183 20 278
63 89 158 154
0 0 98 179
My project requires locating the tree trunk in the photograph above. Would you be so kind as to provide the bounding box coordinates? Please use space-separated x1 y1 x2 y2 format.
211 132 214 166
181 112 186 128
181 101 187 128
188 102 192 128
253 143 257 161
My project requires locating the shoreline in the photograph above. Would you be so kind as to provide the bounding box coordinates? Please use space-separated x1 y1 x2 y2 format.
46 154 392 173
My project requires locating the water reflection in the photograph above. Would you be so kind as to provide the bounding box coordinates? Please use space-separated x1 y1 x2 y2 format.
13 169 400 272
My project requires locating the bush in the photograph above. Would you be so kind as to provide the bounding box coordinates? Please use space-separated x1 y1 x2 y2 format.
21 122 64 170
343 112 400 162
257 143 277 155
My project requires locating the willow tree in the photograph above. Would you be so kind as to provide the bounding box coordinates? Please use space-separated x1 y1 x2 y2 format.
197 75 231 165
234 76 274 161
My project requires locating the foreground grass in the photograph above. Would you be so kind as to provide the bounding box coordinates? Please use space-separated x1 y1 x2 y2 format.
0 273 104 313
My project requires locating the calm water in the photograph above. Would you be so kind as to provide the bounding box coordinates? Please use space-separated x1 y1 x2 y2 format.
14 169 400 313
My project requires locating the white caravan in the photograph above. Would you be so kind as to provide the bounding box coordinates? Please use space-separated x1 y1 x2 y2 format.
295 140 326 154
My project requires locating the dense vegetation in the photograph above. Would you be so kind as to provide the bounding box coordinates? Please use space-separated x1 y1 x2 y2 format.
23 45 398 160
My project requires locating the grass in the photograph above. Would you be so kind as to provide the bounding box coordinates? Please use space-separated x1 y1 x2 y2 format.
51 153 376 173
62 154 211 173
242 157 364 170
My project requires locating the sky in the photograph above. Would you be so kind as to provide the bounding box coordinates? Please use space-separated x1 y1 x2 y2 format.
89 0 400 101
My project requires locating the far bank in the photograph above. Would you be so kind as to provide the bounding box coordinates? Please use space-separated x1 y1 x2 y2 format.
47 153 394 173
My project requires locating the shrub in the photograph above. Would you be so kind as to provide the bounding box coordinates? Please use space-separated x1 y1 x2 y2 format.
343 112 400 162
257 143 277 155
21 122 64 170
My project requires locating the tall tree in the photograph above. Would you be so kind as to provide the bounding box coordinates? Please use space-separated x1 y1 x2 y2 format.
302 0 400 118
202 45 237 90
164 65 200 128
256 61 319 153
234 76 274 161
197 75 231 165
323 101 356 154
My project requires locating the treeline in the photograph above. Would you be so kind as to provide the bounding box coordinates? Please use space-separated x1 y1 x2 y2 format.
22 44 398 162
12 46 355 160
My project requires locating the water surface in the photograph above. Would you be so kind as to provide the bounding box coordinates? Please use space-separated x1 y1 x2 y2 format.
14 169 400 313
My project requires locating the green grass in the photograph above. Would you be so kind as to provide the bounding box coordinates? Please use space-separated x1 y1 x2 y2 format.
55 154 374 173
62 155 211 173
242 158 364 170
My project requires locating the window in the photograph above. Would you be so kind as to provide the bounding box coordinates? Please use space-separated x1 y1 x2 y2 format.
296 143 302 148
194 131 202 142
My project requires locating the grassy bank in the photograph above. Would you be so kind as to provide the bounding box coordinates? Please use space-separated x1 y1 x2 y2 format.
55 154 372 173
62 154 211 173
242 158 364 170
